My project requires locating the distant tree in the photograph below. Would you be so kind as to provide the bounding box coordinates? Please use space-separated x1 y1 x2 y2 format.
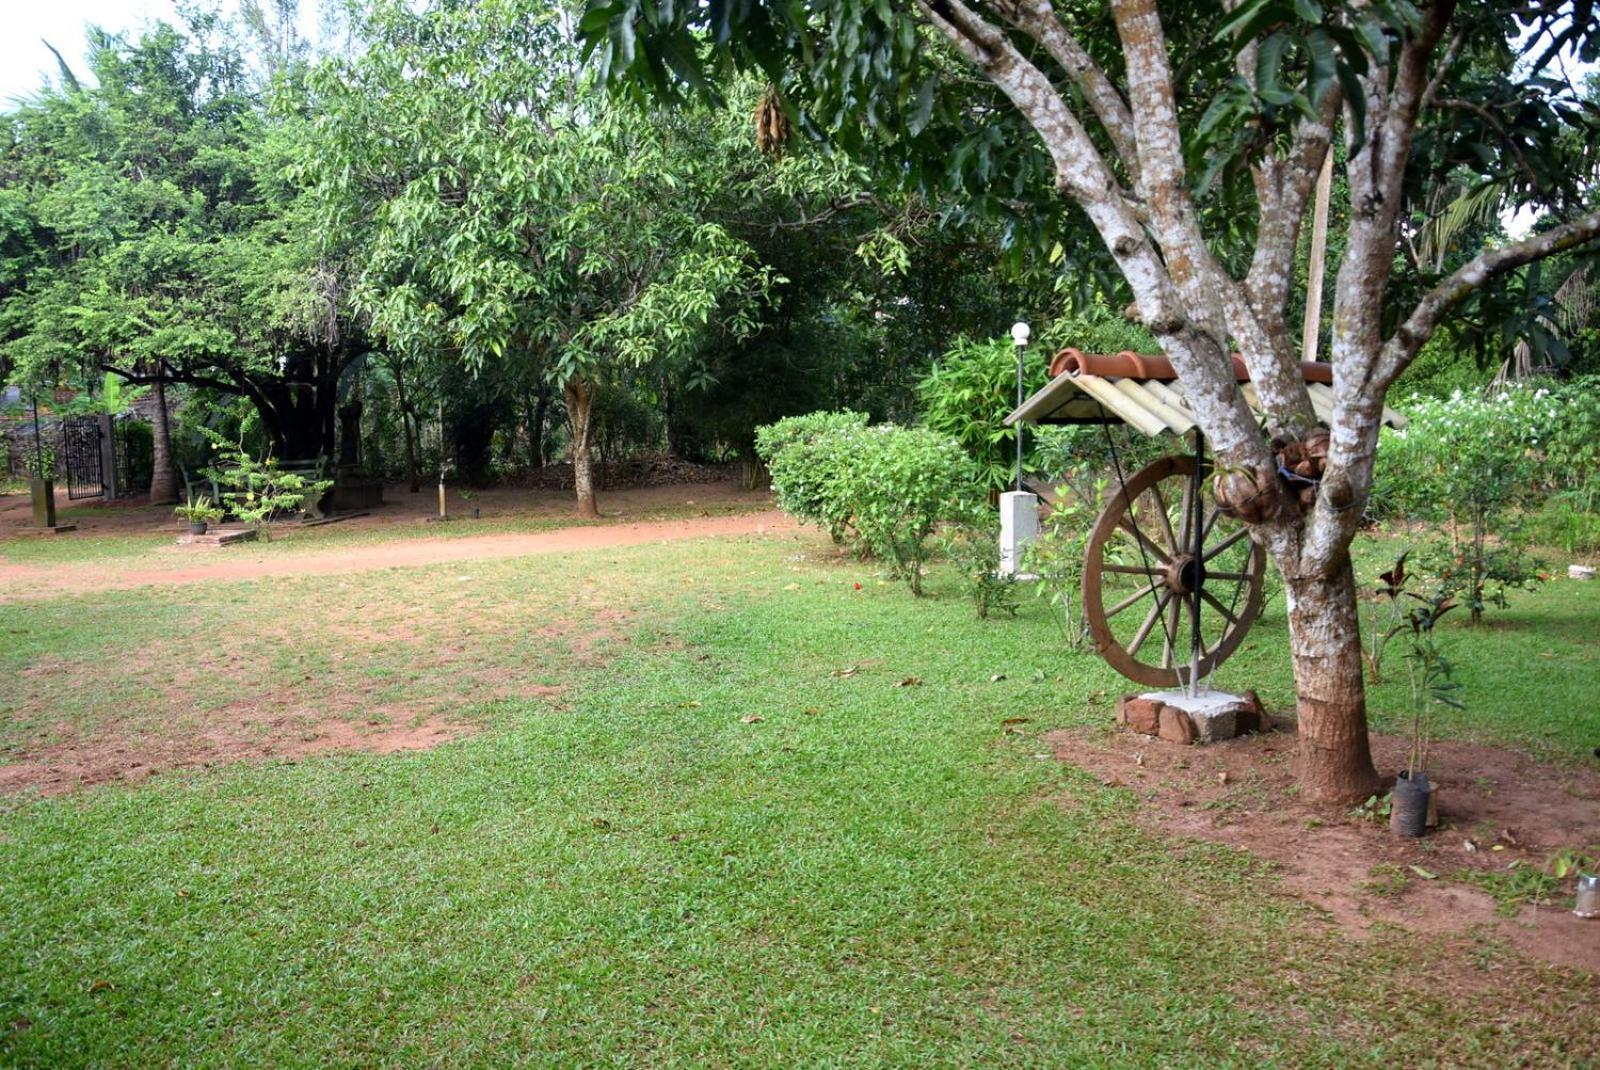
302 0 774 517
0 13 371 488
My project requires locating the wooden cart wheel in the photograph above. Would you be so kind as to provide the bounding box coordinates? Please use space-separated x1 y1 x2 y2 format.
1082 454 1265 688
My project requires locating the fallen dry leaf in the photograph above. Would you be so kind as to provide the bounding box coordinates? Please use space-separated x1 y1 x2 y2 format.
740 714 763 724
894 676 923 688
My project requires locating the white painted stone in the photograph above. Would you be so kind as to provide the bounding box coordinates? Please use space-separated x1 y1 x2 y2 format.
1141 689 1250 744
1569 565 1595 581
998 491 1040 577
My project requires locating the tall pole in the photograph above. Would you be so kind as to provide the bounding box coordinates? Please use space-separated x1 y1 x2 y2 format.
1010 321 1031 492
30 392 44 475
1190 432 1205 697
1302 148 1334 363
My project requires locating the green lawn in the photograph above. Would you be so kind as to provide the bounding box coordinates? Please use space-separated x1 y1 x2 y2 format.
1 527 1596 1067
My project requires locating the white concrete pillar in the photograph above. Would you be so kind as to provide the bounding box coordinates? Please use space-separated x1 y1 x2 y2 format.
998 491 1039 577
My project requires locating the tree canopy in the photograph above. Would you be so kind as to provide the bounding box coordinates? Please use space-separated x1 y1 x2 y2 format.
581 0 1600 802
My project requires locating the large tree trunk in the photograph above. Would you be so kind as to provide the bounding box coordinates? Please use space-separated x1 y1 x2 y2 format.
565 377 599 519
1284 561 1384 805
147 374 177 504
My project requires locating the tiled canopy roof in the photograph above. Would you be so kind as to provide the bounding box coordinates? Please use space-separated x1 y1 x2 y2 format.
1005 349 1406 437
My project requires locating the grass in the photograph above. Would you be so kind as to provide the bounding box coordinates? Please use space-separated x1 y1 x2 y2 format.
1 525 1598 1066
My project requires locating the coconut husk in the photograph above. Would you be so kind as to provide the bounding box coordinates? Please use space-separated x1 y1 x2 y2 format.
1214 468 1283 524
1271 424 1332 513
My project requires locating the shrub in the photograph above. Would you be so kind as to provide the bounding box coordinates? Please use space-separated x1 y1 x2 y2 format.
201 428 333 539
941 511 1020 619
1374 386 1556 623
1021 484 1103 648
755 410 870 542
757 412 978 595
919 337 1048 498
841 426 979 594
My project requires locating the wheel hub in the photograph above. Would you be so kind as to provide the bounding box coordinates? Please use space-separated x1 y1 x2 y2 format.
1164 553 1206 595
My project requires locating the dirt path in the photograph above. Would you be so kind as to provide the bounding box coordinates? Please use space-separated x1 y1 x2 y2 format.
0 509 795 600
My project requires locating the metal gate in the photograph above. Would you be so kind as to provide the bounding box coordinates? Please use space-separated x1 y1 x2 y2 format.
113 415 152 496
61 416 105 500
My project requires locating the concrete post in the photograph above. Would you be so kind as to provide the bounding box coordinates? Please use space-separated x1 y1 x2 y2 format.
999 490 1039 577
31 478 56 527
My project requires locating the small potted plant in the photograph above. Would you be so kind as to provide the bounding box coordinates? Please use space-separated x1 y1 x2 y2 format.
175 494 223 535
1392 592 1461 838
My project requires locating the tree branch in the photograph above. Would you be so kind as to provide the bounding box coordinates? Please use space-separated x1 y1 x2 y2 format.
1374 208 1600 390
993 0 1141 177
918 0 1269 462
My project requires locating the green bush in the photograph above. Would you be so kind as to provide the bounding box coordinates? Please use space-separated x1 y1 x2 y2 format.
918 337 1048 498
940 510 1020 619
757 412 978 594
755 410 870 542
839 425 979 594
201 428 334 539
1373 384 1580 621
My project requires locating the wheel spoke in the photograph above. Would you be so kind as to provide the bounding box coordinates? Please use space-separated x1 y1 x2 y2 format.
1177 467 1196 553
1148 480 1179 556
1106 582 1160 618
1104 562 1163 576
1202 526 1249 562
1205 569 1254 582
1160 594 1181 668
1116 517 1172 564
1128 591 1171 657
1200 588 1240 627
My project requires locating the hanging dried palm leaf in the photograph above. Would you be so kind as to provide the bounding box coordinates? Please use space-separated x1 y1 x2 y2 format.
754 86 791 158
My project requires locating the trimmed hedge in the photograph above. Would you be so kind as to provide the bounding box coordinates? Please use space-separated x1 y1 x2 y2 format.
756 412 977 595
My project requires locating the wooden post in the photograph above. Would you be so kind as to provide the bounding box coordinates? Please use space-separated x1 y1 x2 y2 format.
1301 149 1334 363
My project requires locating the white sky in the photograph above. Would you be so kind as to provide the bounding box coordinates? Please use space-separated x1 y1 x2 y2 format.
0 0 327 105
1 1 183 104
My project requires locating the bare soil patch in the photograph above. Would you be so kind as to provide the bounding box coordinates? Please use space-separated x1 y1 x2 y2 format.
1047 720 1600 974
0 477 769 541
0 703 471 796
0 503 791 599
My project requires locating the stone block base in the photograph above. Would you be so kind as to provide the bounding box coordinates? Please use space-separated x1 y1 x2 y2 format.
177 528 259 547
1116 689 1267 744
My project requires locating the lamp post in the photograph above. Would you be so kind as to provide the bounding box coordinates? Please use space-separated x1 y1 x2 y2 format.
999 322 1036 577
1010 321 1030 492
